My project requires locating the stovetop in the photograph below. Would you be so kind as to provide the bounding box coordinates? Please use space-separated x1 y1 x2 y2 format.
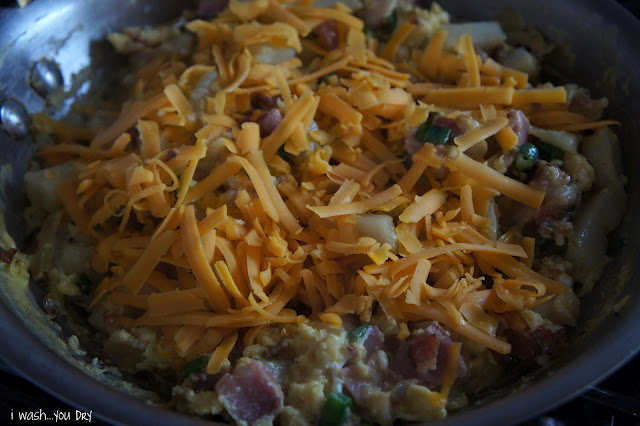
521 356 640 426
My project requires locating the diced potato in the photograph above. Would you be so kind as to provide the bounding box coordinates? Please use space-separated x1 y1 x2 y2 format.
581 126 623 189
188 70 218 108
479 198 498 241
24 164 73 212
460 302 498 336
532 288 580 326
357 214 398 252
316 0 362 8
566 185 625 295
443 22 506 50
529 126 578 152
394 383 446 422
500 47 540 78
58 240 93 276
566 127 626 294
250 44 297 65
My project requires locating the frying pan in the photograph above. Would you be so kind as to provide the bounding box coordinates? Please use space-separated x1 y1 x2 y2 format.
0 1 638 425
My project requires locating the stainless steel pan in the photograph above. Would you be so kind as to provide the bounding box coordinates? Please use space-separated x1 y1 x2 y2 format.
0 1 638 424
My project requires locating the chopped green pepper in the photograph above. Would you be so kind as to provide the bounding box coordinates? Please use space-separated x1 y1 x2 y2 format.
319 73 336 86
514 142 539 172
75 273 93 295
381 11 398 35
426 111 441 125
536 141 564 162
277 144 288 160
182 355 207 377
364 11 397 40
319 392 352 426
504 355 521 376
363 27 379 39
348 323 372 343
415 122 451 145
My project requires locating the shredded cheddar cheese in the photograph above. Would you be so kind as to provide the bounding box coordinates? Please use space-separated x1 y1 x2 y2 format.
30 1 623 420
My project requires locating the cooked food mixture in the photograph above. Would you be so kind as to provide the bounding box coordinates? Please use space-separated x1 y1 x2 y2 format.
18 0 626 424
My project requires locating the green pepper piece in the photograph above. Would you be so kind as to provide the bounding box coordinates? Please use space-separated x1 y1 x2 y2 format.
319 392 353 426
415 122 451 144
182 355 207 377
426 111 441 125
514 142 539 172
381 11 398 35
364 11 397 40
536 141 564 162
348 323 372 343
363 27 379 39
75 273 93 295
277 144 288 160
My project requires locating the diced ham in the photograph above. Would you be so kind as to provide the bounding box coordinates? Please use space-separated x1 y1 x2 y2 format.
216 361 284 425
428 144 452 181
342 364 369 403
568 87 607 120
256 108 283 138
164 149 178 162
342 350 386 405
496 312 566 360
127 127 140 148
344 322 467 403
428 165 450 181
192 371 225 392
569 88 591 111
407 321 448 373
102 311 123 331
192 167 209 182
474 44 489 63
251 93 281 110
122 305 145 319
390 321 467 390
411 322 467 389
507 109 530 147
388 341 415 378
404 131 422 156
0 247 17 264
489 44 507 62
363 325 384 354
314 20 339 51
264 337 294 360
432 115 464 138
154 262 178 280
195 0 229 17
529 162 580 222
503 326 566 359
500 161 580 242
